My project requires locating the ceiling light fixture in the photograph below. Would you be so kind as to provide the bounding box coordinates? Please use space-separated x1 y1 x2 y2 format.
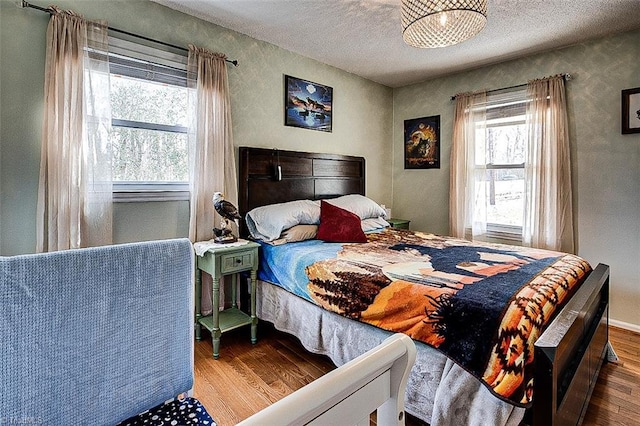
401 0 487 48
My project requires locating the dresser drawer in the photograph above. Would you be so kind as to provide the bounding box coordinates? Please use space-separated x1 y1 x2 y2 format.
220 251 255 274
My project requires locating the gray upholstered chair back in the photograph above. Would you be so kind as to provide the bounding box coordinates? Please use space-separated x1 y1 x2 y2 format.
1 239 194 425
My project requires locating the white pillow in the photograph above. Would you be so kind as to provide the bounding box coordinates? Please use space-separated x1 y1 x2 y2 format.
246 200 320 241
361 217 390 232
264 224 319 246
325 194 387 220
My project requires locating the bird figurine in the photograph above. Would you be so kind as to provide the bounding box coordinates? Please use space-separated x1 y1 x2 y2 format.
212 192 242 243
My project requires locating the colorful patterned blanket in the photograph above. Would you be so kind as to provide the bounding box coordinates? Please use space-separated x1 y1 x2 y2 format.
258 228 591 406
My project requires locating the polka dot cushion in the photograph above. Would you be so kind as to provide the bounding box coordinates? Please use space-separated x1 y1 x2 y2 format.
118 397 215 426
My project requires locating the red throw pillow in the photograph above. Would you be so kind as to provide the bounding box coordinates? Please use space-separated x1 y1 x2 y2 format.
317 200 368 243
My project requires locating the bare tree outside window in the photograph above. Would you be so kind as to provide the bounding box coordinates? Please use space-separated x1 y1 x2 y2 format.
110 75 188 183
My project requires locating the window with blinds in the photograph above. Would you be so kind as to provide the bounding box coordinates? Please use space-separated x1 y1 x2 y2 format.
107 37 190 202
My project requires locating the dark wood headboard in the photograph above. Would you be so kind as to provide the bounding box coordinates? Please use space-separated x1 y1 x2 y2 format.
238 147 365 237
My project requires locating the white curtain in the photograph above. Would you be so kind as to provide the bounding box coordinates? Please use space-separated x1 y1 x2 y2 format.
450 91 487 239
37 7 112 252
187 46 238 314
187 45 238 243
523 75 574 252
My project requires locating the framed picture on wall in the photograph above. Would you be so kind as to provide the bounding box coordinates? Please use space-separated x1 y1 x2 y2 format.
622 87 640 134
284 75 333 132
404 115 440 169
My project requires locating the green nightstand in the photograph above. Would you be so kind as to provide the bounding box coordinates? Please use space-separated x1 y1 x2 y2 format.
194 240 260 358
387 218 410 230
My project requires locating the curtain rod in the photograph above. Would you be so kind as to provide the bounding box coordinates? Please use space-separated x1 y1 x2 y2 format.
20 0 239 67
450 73 572 101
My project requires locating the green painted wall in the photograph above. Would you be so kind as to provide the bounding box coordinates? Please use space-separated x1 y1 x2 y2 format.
0 0 393 254
392 29 640 328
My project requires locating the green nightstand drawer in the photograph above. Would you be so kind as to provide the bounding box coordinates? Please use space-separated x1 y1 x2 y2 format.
220 252 255 274
388 218 410 230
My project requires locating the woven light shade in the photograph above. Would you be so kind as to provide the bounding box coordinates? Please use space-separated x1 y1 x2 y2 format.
401 0 487 48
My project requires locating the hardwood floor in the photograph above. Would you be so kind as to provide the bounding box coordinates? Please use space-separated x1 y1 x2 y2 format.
193 324 334 425
583 327 640 426
194 325 640 425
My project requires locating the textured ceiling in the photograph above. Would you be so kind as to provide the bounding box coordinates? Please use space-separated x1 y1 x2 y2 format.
151 0 640 88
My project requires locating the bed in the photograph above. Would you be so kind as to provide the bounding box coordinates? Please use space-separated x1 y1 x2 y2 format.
238 146 610 426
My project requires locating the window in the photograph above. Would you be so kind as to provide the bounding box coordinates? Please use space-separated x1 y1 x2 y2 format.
475 89 527 239
452 77 571 250
107 37 190 202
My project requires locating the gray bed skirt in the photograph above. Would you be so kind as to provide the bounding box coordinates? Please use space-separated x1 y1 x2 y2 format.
256 280 525 426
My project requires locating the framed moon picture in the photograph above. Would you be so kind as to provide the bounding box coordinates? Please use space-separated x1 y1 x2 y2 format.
284 75 333 133
404 115 440 169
